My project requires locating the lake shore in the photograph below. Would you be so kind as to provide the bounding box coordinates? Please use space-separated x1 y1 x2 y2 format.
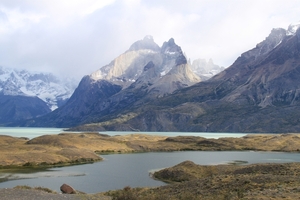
106 161 300 200
1 132 300 168
1 132 300 199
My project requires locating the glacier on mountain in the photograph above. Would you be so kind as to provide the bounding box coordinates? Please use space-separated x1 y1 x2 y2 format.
287 21 300 35
0 66 77 110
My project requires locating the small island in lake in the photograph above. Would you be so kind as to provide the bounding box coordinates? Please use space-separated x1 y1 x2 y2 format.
1 132 300 199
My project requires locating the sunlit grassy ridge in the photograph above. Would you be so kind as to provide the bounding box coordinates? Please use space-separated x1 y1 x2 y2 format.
1 133 300 168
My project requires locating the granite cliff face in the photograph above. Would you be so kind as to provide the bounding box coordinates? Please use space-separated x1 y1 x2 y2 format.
18 22 300 132
72 23 300 133
212 26 300 107
22 36 201 127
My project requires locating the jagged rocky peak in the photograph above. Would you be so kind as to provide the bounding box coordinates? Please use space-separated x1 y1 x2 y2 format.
256 28 286 54
90 36 163 84
128 35 160 52
161 38 187 66
191 58 224 80
240 27 286 60
236 22 300 63
132 61 159 86
287 21 300 35
0 66 77 110
250 23 300 59
161 38 181 54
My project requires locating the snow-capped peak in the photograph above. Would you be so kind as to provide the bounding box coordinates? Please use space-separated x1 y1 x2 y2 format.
0 66 78 110
287 21 300 35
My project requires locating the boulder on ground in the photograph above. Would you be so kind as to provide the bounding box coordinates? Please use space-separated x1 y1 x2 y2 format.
60 183 76 194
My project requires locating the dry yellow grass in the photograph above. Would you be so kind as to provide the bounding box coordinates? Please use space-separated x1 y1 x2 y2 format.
1 132 300 199
0 133 167 167
1 132 300 168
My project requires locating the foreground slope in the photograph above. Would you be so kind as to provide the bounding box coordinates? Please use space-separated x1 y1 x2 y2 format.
76 23 300 132
107 161 300 200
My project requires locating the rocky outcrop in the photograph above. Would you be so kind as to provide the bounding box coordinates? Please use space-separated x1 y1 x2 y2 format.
128 35 160 52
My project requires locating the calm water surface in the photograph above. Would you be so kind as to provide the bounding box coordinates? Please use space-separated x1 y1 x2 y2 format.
0 128 296 193
0 127 247 139
0 151 299 193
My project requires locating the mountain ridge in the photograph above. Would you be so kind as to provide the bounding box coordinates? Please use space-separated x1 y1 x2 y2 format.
18 37 205 127
0 67 77 110
69 22 300 133
12 21 299 132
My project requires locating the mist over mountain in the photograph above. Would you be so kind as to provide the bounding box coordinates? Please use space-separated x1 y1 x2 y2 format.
0 67 77 125
0 67 77 110
191 58 225 80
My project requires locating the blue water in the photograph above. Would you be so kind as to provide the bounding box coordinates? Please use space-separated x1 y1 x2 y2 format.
0 127 66 139
0 127 247 139
0 151 299 193
0 128 295 193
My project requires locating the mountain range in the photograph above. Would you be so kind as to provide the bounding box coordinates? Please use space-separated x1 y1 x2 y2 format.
0 68 77 124
8 22 300 133
19 36 204 127
191 58 225 80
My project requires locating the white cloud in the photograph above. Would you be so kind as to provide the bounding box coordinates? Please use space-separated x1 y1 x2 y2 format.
0 0 299 79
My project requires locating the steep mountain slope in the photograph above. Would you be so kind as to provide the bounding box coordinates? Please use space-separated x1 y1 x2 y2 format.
75 23 300 133
22 36 201 127
23 76 122 127
0 67 77 125
0 67 77 110
0 94 50 125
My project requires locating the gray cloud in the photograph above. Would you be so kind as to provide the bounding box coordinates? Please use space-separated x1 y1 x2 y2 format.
0 0 299 80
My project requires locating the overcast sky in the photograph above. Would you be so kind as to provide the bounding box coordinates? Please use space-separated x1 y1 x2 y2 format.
0 0 299 80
